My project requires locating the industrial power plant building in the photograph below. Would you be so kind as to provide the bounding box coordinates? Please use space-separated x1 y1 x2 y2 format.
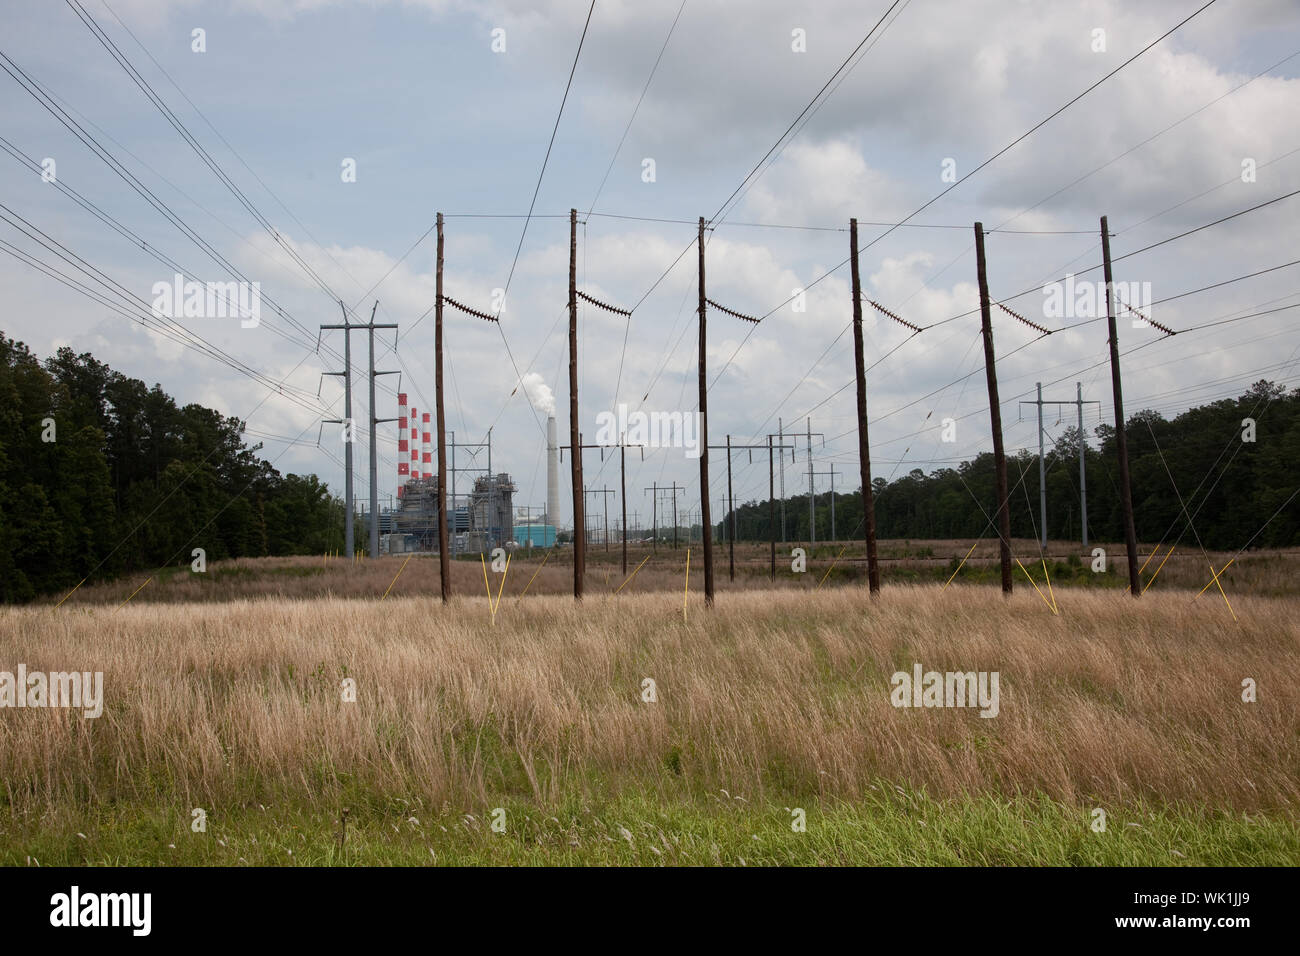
381 393 516 555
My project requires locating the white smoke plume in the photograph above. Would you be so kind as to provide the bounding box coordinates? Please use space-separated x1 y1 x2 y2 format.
519 372 556 416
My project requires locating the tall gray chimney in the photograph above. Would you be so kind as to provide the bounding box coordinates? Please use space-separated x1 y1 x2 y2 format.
546 414 560 529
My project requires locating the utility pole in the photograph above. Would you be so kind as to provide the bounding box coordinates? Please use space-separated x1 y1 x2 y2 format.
487 427 494 549
435 213 450 600
830 465 837 542
1079 382 1089 549
584 487 616 551
708 435 790 581
647 482 686 550
727 435 734 580
365 304 399 558
569 208 585 599
812 465 839 542
620 445 628 574
647 483 657 552
564 436 640 567
320 301 355 560
1037 382 1046 549
778 418 786 542
1037 382 1045 548
697 216 715 607
759 433 796 579
807 417 814 545
367 307 380 558
974 222 1013 594
704 435 738 580
850 218 881 594
1101 214 1140 596
441 430 491 551
450 430 456 548
759 437 769 580
672 483 681 550
802 418 825 545
689 219 761 600
1020 383 1100 549
563 216 632 584
432 234 502 572
325 300 397 562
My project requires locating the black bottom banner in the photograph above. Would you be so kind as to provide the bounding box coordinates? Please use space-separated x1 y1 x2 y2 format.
0 865 1284 943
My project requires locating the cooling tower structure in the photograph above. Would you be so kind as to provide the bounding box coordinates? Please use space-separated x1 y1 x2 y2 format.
546 414 560 528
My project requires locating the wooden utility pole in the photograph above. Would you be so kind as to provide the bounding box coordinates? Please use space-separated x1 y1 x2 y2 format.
1101 214 1141 596
974 222 1013 594
850 218 881 594
569 208 584 599
435 214 450 601
697 217 715 606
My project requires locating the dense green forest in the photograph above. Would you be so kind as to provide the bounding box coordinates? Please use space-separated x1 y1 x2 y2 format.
722 380 1300 551
0 335 344 602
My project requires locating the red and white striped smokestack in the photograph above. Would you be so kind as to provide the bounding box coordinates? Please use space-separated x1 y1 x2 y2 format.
397 393 410 488
409 404 420 478
422 412 432 483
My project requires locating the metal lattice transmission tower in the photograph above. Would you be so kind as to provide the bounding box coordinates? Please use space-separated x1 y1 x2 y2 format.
1019 382 1101 549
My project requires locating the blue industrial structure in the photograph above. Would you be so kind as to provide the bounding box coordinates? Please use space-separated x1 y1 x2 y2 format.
514 524 557 547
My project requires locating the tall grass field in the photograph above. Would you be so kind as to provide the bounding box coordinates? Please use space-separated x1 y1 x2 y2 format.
2 568 1297 866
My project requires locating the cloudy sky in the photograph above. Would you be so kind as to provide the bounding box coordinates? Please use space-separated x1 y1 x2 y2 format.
3 0 1298 533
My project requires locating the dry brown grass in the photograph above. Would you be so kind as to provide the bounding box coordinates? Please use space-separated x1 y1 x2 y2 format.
47 539 1300 607
3 585 1297 820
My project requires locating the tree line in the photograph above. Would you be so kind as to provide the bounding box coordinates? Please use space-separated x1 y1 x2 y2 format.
721 380 1299 551
4 329 1292 603
0 335 344 602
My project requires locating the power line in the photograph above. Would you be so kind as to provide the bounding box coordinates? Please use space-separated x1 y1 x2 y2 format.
94 0 374 314
923 187 1300 330
65 0 359 332
0 203 329 416
0 50 346 363
710 0 908 225
0 134 341 364
666 0 1225 411
498 0 597 308
584 0 688 217
713 0 915 228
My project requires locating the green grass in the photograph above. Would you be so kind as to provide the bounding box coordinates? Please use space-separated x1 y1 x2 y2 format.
4 788 1294 866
